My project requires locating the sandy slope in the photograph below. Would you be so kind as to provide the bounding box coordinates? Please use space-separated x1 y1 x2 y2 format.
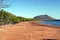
0 22 60 40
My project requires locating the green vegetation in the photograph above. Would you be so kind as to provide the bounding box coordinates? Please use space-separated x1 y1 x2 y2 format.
17 17 35 21
0 10 35 24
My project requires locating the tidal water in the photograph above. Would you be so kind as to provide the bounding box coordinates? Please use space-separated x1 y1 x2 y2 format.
39 20 60 26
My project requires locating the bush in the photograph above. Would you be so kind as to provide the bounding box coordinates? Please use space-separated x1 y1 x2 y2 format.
0 10 36 24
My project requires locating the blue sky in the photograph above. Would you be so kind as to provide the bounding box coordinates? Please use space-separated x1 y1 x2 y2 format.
5 0 60 19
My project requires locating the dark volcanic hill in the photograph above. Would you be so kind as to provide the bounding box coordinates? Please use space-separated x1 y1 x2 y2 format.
34 15 56 21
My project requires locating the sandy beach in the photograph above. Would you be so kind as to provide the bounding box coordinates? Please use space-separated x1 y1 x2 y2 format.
0 22 60 40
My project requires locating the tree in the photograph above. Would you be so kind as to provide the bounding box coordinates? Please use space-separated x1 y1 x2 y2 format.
0 10 36 25
0 0 13 24
0 10 21 24
0 0 11 9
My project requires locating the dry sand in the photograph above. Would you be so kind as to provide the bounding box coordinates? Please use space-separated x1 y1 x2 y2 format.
0 22 60 40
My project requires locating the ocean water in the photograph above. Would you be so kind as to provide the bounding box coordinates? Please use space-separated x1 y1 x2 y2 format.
39 20 60 26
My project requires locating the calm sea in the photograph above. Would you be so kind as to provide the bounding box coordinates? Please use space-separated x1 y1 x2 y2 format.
39 20 60 26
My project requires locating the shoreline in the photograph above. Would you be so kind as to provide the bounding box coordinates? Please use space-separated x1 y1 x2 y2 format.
0 21 60 40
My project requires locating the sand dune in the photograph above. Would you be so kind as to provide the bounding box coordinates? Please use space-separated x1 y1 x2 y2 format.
0 22 60 40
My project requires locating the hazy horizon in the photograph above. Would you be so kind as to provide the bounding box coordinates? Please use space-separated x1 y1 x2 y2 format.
5 0 60 19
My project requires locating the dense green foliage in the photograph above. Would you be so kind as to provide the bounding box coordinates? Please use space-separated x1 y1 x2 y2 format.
0 10 34 24
0 10 20 24
17 17 35 21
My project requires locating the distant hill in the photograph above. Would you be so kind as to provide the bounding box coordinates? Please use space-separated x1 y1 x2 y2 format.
33 15 56 21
